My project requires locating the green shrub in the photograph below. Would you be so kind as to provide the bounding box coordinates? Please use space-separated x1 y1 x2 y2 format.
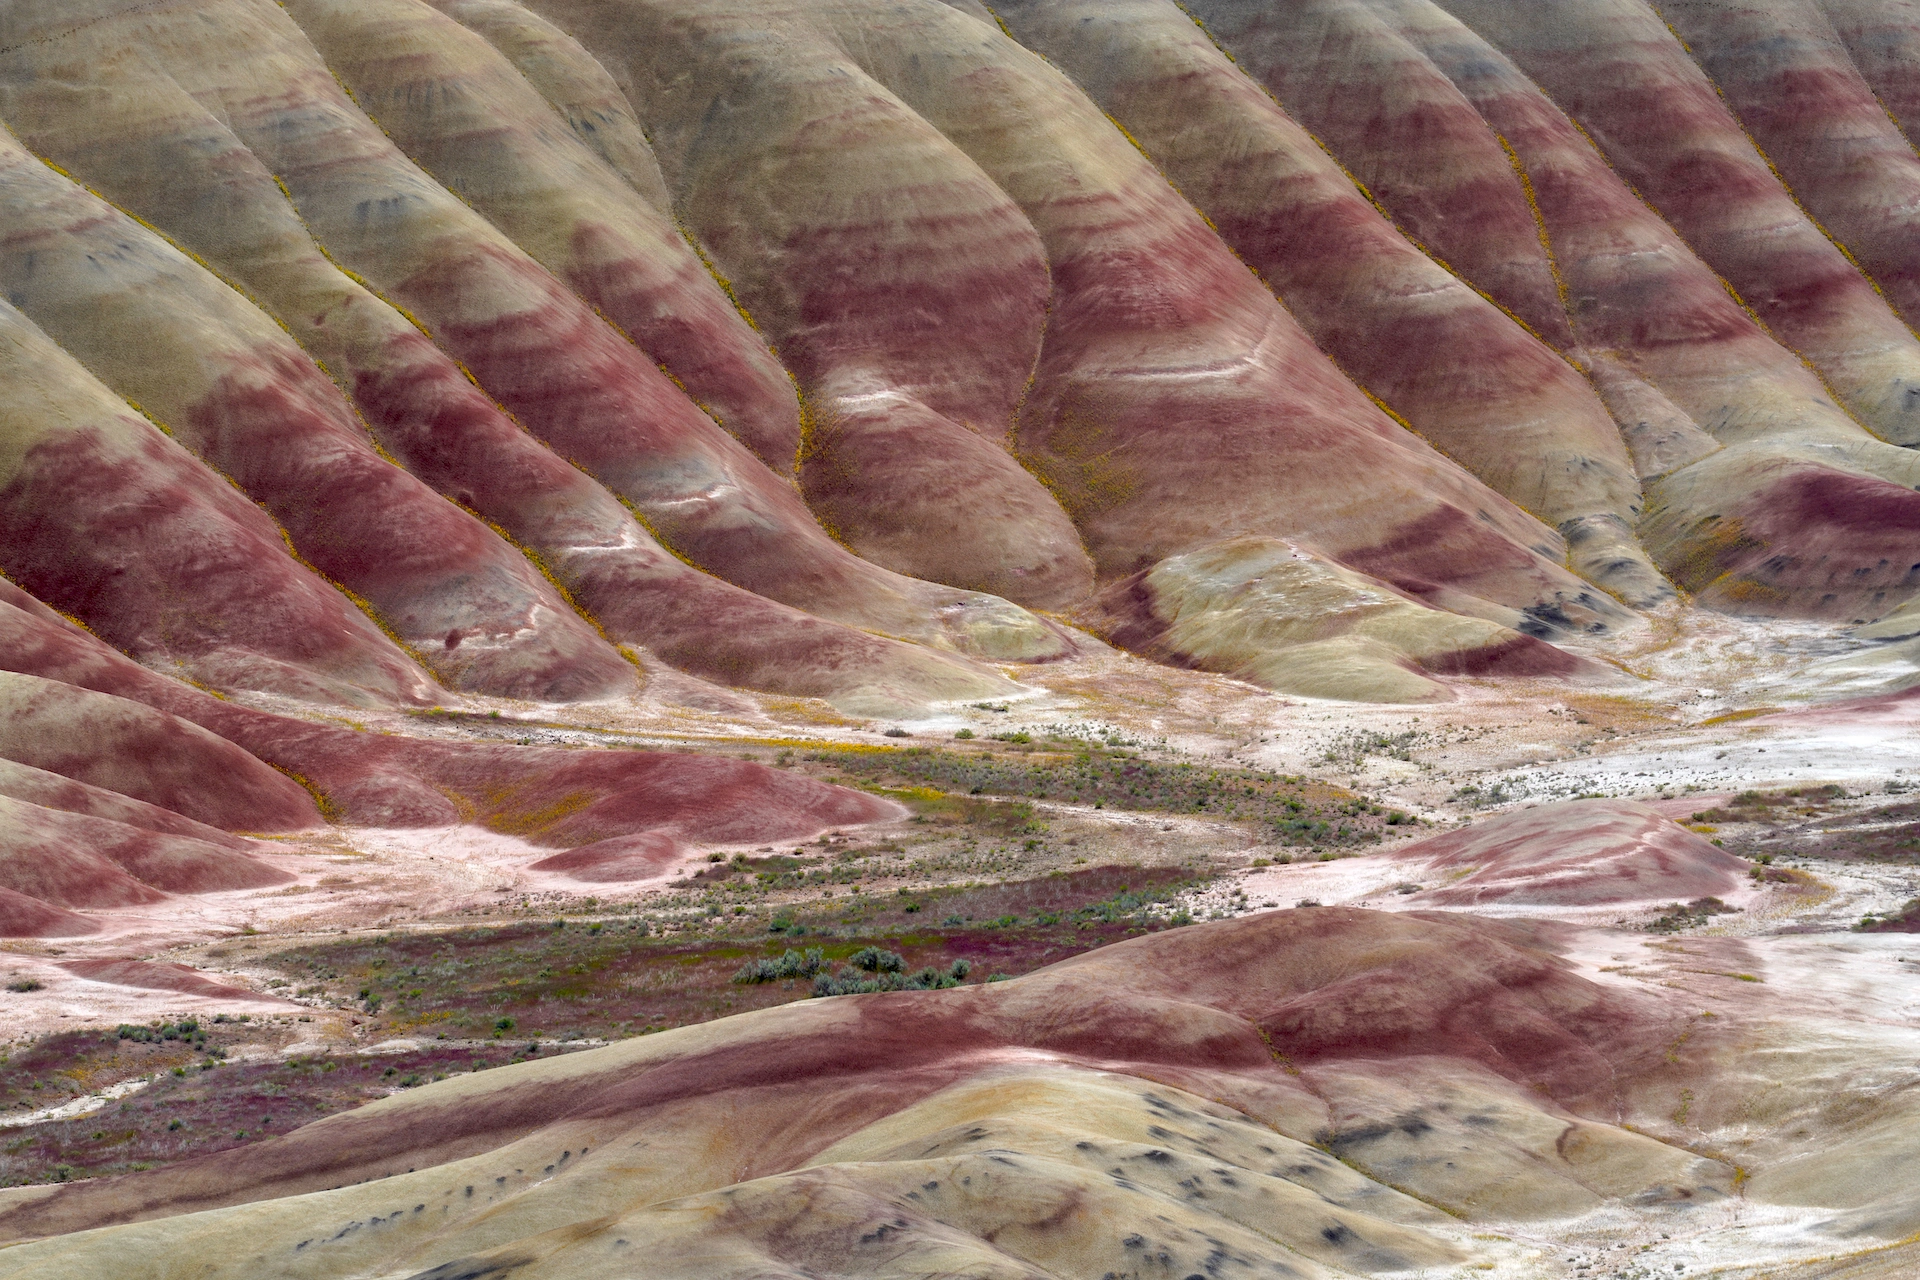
733 948 827 984
847 946 905 974
118 1020 204 1044
811 959 966 997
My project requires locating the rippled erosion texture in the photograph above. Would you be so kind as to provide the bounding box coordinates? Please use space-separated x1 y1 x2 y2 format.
8 1 1920 1277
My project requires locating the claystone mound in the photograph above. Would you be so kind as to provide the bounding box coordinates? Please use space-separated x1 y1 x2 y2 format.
55 959 298 1003
0 886 96 938
527 831 684 882
1397 799 1750 906
0 793 288 914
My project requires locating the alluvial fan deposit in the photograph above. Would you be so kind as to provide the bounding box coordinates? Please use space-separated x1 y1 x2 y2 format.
6 1 1920 1276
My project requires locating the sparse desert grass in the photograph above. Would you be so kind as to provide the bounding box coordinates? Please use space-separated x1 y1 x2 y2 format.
0 866 1207 1186
797 742 1401 847
1555 693 1685 733
1645 897 1739 934
1321 728 1421 765
1691 785 1849 823
0 1034 566 1187
759 697 865 728
1856 898 1920 933
1690 786 1920 864
261 865 1211 1037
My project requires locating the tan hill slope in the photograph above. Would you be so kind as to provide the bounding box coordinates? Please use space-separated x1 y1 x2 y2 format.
0 0 1650 716
8 0 1920 703
5 898 1914 1278
0 908 1716 1273
0 576 895 932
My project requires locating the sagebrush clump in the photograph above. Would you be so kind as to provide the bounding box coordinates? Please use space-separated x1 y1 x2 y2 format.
812 957 971 997
732 947 827 984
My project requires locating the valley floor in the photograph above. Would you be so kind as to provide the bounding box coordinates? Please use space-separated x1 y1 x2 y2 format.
4 607 1919 1277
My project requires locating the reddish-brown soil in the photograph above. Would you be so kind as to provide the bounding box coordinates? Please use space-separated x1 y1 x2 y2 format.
0 903 1691 1246
0 1027 578 1189
0 864 1205 1185
55 963 299 1003
262 865 1205 1041
0 888 96 938
5 3 1920 1273
1395 799 1750 906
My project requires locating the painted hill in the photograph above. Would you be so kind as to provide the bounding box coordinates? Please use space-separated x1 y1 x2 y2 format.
0 908 1731 1275
0 575 895 933
8 898 1917 1279
1392 798 1752 907
12 0 1920 712
6 7 1920 1274
5 0 1918 708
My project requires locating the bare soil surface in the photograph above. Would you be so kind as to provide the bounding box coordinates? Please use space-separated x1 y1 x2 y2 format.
4 607 1919 1280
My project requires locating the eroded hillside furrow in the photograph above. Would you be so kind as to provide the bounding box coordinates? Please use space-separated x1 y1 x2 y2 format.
541 0 1633 645
6 0 1920 700
293 0 806 473
1655 0 1920 334
0 129 636 703
1427 0 1920 446
0 0 1072 668
513 0 1097 608
988 0 1671 609
0 37 1001 710
0 296 441 708
1183 0 1920 620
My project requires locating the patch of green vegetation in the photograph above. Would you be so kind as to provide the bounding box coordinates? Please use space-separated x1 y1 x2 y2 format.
814 957 971 996
1693 785 1847 822
261 867 1214 1044
1856 899 1920 933
802 744 1395 847
1450 781 1514 809
1646 897 1738 934
1076 881 1190 925
113 1020 206 1047
733 947 827 984
0 1040 562 1187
